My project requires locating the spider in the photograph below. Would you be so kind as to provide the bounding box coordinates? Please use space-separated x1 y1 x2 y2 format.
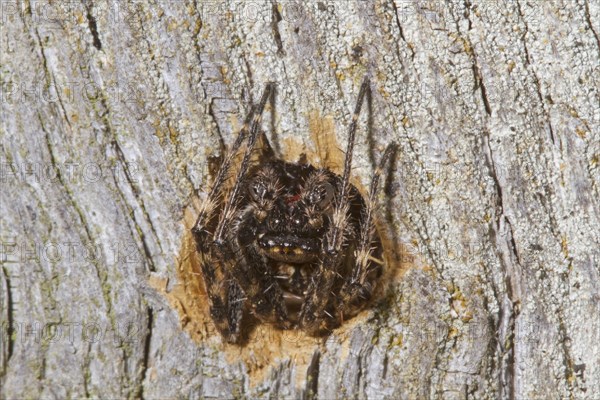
192 77 394 343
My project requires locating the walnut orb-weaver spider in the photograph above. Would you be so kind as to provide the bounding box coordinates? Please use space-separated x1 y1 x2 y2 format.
192 77 394 343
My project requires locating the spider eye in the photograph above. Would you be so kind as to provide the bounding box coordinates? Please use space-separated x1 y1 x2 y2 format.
249 180 268 201
308 182 334 208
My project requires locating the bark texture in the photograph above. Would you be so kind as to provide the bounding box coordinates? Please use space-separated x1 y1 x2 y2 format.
1 0 599 398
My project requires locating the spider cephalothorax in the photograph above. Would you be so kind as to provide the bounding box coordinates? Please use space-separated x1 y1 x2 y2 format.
192 78 393 343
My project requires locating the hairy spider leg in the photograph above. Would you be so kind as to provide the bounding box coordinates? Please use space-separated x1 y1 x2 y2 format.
328 77 369 253
191 85 273 343
234 210 291 329
207 83 291 338
222 83 291 328
192 107 256 250
214 83 274 244
338 143 395 315
226 279 244 340
299 77 370 333
191 105 257 342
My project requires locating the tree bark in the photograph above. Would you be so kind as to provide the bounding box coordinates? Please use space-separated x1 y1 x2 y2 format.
1 0 599 398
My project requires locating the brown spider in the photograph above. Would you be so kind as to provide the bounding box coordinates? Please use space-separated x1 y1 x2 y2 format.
192 77 394 343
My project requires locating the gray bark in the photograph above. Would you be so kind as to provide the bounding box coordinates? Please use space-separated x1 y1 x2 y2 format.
1 0 599 398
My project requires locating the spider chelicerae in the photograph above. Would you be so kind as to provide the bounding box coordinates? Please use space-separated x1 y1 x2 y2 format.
192 77 394 343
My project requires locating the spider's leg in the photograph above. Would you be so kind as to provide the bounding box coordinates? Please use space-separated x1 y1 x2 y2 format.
197 253 244 342
226 279 245 341
339 144 395 311
203 83 277 333
191 111 255 343
192 112 254 343
235 214 291 329
192 83 272 343
299 77 370 333
297 251 342 333
214 83 274 244
258 84 277 160
326 76 369 254
192 108 255 251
